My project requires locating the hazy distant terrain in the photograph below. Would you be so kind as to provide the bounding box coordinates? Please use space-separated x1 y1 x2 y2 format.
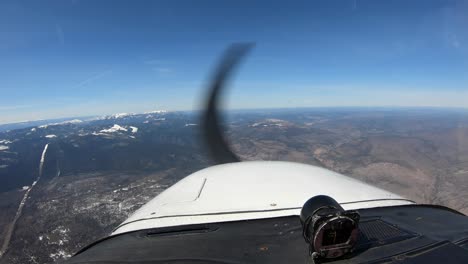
0 108 467 264
229 109 468 214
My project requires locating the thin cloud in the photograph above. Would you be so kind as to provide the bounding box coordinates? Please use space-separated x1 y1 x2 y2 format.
143 59 175 75
450 34 461 48
0 99 83 113
153 67 173 74
144 59 168 65
73 70 112 89
0 104 35 111
55 24 65 45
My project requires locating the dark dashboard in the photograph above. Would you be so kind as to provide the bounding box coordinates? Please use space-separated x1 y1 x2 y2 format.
63 205 468 264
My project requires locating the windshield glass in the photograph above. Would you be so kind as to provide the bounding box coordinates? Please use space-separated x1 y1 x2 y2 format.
0 1 467 263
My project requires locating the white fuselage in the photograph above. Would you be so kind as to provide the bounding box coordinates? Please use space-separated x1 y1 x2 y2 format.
112 161 413 235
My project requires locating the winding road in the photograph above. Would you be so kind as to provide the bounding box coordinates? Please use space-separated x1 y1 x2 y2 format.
0 144 49 258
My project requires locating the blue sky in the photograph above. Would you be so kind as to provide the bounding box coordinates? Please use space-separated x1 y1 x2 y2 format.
0 0 467 124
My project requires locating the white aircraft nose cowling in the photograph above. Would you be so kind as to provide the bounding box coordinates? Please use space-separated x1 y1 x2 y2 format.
112 161 414 235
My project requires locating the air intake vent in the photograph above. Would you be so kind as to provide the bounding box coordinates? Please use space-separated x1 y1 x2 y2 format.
357 219 416 248
455 237 468 251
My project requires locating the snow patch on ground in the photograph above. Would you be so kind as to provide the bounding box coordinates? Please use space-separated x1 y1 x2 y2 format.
129 126 138 133
185 123 198 127
91 132 109 136
49 250 71 261
64 119 82 124
0 139 12 144
47 226 71 251
0 145 9 151
100 124 127 133
31 127 37 132
96 113 133 120
40 144 49 164
22 186 29 190
250 119 288 127
39 119 83 128
112 113 131 118
144 110 167 114
45 134 57 138
94 110 168 121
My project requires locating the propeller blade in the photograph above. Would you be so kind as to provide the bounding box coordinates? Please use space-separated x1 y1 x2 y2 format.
202 43 254 164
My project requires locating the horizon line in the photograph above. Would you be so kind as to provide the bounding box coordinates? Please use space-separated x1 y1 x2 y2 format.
1 105 468 126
